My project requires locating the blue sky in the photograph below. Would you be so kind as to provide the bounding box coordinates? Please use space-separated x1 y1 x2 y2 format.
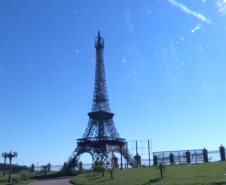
0 0 226 167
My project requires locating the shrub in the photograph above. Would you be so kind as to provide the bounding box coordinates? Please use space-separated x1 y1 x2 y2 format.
15 175 20 183
19 170 31 181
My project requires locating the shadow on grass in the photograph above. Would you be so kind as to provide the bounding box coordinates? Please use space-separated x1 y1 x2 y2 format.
36 177 73 181
142 177 162 185
88 176 102 180
98 179 112 183
33 171 79 179
84 174 94 178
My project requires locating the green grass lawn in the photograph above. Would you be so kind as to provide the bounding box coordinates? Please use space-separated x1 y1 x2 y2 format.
0 172 36 185
71 161 226 185
0 170 79 185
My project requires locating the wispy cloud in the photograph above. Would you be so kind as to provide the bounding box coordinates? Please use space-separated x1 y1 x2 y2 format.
168 0 211 24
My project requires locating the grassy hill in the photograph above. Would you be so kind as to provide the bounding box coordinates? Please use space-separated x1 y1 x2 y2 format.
71 161 226 185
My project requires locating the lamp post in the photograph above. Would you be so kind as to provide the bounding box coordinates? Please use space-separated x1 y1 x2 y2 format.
2 151 17 182
2 152 8 176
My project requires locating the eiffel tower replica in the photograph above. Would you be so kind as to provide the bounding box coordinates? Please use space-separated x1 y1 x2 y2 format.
64 31 136 171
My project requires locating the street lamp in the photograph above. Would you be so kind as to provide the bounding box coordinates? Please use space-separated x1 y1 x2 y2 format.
2 151 17 182
2 152 8 176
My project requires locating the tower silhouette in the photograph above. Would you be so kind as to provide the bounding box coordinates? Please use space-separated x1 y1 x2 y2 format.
64 31 136 171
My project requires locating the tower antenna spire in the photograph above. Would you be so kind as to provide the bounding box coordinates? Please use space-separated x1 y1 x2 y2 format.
98 30 100 37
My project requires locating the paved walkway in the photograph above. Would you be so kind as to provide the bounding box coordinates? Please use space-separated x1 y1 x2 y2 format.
28 176 74 185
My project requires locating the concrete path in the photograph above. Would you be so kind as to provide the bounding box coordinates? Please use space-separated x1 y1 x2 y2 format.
28 176 74 185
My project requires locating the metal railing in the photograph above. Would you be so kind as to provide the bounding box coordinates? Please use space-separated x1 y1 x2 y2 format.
77 137 125 143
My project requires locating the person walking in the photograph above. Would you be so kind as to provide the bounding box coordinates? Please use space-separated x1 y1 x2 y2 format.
43 169 47 177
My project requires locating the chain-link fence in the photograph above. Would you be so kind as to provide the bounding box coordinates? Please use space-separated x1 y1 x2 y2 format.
127 139 152 167
153 149 203 164
153 145 226 165
9 144 226 172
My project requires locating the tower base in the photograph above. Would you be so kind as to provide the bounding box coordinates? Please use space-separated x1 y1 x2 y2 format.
64 137 137 171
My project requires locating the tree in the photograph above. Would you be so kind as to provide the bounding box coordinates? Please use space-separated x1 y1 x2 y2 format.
30 164 35 172
47 163 51 172
93 161 105 176
157 162 167 178
72 159 79 169
100 166 105 177
107 168 114 179
41 165 48 171
61 162 67 172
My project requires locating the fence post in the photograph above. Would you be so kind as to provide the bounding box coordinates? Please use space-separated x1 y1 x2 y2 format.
113 155 119 169
148 140 150 167
134 153 141 167
186 151 191 163
163 152 164 163
120 145 123 170
202 148 208 162
219 145 225 161
195 150 197 163
169 153 174 164
153 155 158 166
136 141 138 155
178 151 180 164
126 142 128 168
79 162 83 172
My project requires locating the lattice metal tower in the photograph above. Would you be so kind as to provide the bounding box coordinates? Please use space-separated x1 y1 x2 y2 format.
64 31 136 171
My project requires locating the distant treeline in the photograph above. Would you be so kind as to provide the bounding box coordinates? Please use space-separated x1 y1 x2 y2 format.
0 163 28 173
